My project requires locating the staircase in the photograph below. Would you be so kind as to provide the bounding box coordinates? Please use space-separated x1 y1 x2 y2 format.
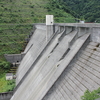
9 66 18 74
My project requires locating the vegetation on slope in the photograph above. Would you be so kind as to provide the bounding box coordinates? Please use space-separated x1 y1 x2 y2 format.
45 0 75 23
62 0 100 22
0 74 15 93
0 0 48 23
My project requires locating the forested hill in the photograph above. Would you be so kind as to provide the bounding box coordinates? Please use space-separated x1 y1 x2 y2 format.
62 0 100 22
0 0 74 24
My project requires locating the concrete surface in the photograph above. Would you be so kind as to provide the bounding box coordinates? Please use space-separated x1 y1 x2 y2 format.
46 25 54 41
11 32 90 100
91 27 100 43
14 25 65 92
43 41 100 100
4 53 25 64
10 23 100 100
0 92 13 100
16 28 46 84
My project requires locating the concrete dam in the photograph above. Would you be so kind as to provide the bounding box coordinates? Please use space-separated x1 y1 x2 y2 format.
8 22 100 100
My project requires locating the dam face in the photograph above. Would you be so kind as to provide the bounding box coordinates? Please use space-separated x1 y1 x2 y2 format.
10 23 100 100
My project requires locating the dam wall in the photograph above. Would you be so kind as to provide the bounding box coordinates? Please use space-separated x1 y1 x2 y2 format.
10 23 100 100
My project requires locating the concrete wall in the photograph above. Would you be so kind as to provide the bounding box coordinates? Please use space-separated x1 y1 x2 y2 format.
77 27 90 37
42 41 100 100
10 23 100 100
65 26 73 34
55 23 100 43
0 92 13 100
91 27 100 43
16 24 47 85
15 23 100 84
34 24 46 30
24 24 46 53
46 25 54 41
4 53 25 64
11 30 90 100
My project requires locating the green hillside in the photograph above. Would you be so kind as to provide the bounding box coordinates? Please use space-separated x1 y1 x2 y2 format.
0 0 48 23
62 0 100 22
45 0 75 23
0 0 48 60
0 0 75 59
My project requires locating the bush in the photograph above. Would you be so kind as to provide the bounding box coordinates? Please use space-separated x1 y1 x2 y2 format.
0 74 15 93
0 60 11 70
6 79 15 91
81 88 100 100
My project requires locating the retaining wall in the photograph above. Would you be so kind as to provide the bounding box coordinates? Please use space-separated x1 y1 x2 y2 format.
0 92 13 100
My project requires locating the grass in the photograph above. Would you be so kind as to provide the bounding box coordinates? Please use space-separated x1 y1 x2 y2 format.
0 73 15 93
0 59 15 93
